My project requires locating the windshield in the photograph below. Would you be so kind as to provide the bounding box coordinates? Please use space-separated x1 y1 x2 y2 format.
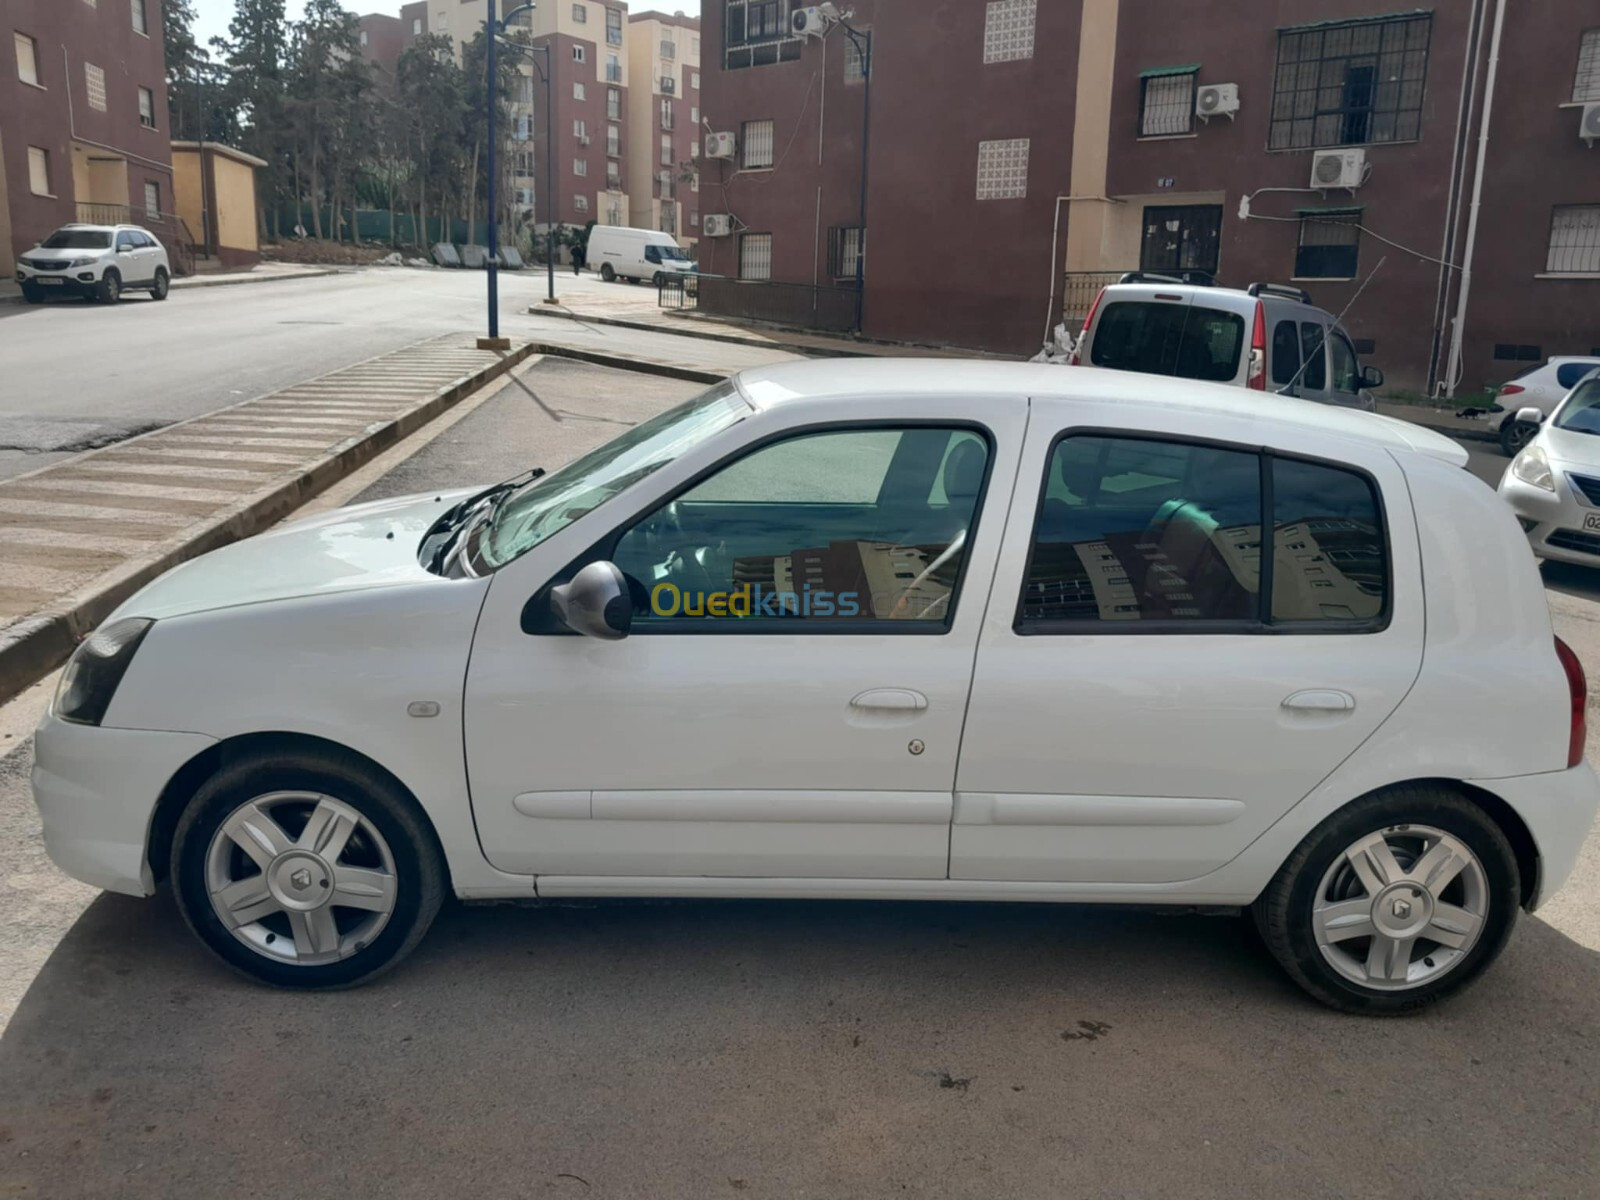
1089 301 1245 384
1552 378 1600 436
657 244 691 261
473 380 750 570
40 230 112 250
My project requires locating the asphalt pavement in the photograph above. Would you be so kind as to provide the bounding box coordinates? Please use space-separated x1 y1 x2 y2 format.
2 356 1600 1198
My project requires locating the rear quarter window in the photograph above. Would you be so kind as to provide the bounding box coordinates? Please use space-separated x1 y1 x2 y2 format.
1089 301 1244 384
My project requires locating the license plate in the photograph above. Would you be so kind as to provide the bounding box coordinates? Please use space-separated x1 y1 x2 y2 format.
35 278 63 286
1583 514 1600 533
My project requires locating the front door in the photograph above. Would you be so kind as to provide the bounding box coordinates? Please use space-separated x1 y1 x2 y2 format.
465 407 1023 881
951 417 1422 884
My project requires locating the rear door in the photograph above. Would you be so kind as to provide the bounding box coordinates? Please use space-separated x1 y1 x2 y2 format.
950 400 1423 885
1086 292 1247 385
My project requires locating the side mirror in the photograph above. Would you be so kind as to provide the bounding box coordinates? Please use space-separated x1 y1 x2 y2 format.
549 561 632 640
1360 365 1384 390
1515 406 1544 427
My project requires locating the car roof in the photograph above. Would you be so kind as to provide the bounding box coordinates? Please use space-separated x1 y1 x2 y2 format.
733 358 1467 466
1096 280 1328 315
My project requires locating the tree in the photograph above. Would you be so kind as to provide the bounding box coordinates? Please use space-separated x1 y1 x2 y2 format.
285 0 373 241
217 0 291 237
460 28 523 247
395 35 468 247
162 0 205 140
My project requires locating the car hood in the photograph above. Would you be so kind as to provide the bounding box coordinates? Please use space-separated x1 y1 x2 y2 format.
1539 425 1600 471
110 487 481 622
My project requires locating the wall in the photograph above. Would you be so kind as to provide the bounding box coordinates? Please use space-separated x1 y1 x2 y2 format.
0 126 12 277
625 12 701 243
213 156 260 261
171 151 203 246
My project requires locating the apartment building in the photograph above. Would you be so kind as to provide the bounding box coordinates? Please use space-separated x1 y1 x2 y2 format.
624 10 701 252
700 1 1600 393
3 0 174 279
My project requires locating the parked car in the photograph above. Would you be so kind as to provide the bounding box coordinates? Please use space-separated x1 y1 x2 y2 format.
1483 357 1600 456
1071 275 1383 412
14 223 171 304
586 224 697 285
1498 368 1600 565
33 361 1594 1014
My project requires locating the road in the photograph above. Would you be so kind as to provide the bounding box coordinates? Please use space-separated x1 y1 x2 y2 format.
1 354 1599 1198
0 267 785 482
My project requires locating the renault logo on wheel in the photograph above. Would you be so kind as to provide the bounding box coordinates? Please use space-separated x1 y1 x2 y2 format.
290 867 312 891
1391 897 1412 920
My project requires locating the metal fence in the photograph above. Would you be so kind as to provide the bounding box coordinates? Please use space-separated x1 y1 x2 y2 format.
692 275 859 333
658 273 699 310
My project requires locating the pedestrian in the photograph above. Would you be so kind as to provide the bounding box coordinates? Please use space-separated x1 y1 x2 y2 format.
571 241 586 275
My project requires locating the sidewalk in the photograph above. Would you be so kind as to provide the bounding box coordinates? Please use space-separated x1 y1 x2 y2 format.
0 262 341 305
1375 400 1496 442
0 333 534 702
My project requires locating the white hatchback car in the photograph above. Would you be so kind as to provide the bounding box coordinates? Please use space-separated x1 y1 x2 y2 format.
33 362 1597 1014
1485 357 1600 456
1499 370 1600 566
14 223 172 304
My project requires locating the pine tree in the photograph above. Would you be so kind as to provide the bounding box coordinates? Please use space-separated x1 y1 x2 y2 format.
218 0 291 237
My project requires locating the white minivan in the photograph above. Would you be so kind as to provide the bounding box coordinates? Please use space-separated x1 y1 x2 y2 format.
586 225 697 285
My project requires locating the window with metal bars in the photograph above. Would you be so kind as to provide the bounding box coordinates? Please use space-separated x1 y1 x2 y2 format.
829 226 864 281
607 123 620 155
1547 206 1600 275
1295 211 1361 279
741 119 775 168
607 88 620 119
739 232 773 280
1575 29 1600 103
1140 205 1221 274
660 200 677 233
661 39 676 59
606 7 623 44
1139 70 1195 136
1269 14 1431 150
725 0 802 70
661 97 674 129
661 133 674 165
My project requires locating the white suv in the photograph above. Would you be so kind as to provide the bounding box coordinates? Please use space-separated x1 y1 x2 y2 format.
15 223 172 305
1072 274 1383 411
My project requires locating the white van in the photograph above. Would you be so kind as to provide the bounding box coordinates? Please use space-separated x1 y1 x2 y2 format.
586 225 697 285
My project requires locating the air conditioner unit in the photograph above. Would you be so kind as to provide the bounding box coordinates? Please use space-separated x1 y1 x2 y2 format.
702 214 733 237
577 134 591 146
1582 101 1600 146
704 131 737 159
1310 147 1367 190
1195 83 1239 122
791 6 829 37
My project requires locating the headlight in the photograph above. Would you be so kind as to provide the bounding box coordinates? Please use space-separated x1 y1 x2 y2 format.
1511 445 1555 492
68 256 97 269
54 618 154 725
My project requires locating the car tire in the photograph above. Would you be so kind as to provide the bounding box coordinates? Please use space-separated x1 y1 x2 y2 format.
1252 785 1519 1016
151 267 170 301
600 263 615 282
97 269 122 304
1500 420 1537 457
653 271 665 287
171 748 447 990
20 284 42 305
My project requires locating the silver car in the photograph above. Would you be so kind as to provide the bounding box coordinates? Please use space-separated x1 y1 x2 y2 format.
1499 369 1600 566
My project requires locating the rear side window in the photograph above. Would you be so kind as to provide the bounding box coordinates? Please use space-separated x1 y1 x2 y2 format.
1271 320 1302 386
1556 361 1600 389
1019 435 1387 632
1089 301 1244 384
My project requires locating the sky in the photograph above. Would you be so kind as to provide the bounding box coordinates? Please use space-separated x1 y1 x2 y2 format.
191 0 702 49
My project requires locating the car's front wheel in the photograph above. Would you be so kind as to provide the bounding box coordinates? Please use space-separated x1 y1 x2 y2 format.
20 283 42 304
151 267 170 301
1500 419 1538 457
1253 786 1519 1015
171 750 446 989
97 269 122 304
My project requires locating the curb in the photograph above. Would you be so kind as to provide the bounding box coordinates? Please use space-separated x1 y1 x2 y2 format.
527 342 727 384
528 305 876 359
0 341 537 704
171 267 344 290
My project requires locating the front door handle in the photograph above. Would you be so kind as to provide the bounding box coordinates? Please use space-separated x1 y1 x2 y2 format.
850 688 928 712
1283 689 1355 712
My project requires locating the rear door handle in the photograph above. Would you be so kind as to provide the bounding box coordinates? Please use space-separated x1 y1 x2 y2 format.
850 689 928 712
1283 689 1355 712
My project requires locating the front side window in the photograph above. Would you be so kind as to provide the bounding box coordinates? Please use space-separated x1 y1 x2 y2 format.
1296 211 1360 278
1269 14 1431 150
1546 206 1600 275
1088 301 1244 384
1019 436 1387 630
1298 324 1329 391
1271 319 1302 386
1330 333 1361 395
612 426 991 626
475 382 750 571
1139 69 1196 136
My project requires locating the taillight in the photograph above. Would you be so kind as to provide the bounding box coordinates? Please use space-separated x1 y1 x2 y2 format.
1498 384 1526 397
1556 636 1587 769
1069 288 1106 366
1247 300 1266 390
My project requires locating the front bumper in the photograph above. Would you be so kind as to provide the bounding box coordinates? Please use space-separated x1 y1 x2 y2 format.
1478 763 1600 909
16 267 101 298
1498 468 1600 566
31 713 215 896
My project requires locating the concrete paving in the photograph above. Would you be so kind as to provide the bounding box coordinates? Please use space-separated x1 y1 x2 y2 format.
1 357 1599 1198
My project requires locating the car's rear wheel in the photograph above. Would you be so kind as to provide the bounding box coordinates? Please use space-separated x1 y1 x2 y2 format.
652 270 665 287
98 269 122 304
1253 786 1519 1015
172 751 446 989
151 267 170 301
1500 419 1538 457
600 263 615 282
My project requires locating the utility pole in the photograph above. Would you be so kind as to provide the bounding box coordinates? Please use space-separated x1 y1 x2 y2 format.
838 21 871 335
479 0 511 350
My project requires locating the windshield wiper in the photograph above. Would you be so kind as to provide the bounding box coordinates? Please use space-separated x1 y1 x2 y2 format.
427 467 546 574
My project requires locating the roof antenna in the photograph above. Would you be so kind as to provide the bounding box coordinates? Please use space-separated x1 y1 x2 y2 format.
1276 255 1387 398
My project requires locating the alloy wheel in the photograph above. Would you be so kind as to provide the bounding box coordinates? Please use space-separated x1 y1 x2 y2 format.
1311 824 1489 991
204 791 399 966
